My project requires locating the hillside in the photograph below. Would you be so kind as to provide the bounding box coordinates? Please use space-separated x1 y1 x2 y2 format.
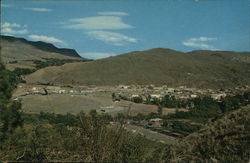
0 35 82 62
165 105 250 162
25 48 250 89
0 35 87 70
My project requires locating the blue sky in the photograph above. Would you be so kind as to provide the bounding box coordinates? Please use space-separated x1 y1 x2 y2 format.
1 0 249 59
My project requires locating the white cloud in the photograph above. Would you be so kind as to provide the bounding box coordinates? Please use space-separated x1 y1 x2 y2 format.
194 0 211 2
24 8 52 12
183 37 218 50
85 31 138 46
2 28 28 35
80 52 116 59
63 13 137 47
1 22 28 35
97 11 128 16
64 16 133 30
183 41 215 49
1 22 21 28
2 4 13 7
189 37 217 42
28 35 65 44
1 22 27 28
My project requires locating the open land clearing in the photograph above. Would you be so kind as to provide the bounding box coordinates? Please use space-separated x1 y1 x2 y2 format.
14 84 187 116
13 84 184 144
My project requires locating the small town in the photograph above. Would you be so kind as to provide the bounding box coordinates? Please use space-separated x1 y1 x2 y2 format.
11 83 250 142
1 0 249 162
14 83 250 106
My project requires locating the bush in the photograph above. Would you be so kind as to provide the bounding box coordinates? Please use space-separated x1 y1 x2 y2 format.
0 63 23 147
172 121 201 133
131 96 143 103
0 110 163 162
12 68 35 76
33 58 84 69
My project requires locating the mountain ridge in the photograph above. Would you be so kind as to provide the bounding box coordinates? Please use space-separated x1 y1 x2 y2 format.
24 48 250 89
0 35 82 58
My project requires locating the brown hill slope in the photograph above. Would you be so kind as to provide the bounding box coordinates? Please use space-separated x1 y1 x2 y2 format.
165 105 250 162
0 35 82 62
25 48 250 89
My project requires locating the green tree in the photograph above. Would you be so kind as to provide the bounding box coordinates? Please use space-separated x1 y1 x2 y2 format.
158 106 163 115
0 63 23 147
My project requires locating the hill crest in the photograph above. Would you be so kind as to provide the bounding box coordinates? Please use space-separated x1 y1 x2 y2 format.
24 48 250 89
1 35 81 58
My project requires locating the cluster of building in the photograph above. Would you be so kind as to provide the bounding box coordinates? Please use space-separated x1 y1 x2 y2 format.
14 83 250 106
113 84 250 103
14 84 104 97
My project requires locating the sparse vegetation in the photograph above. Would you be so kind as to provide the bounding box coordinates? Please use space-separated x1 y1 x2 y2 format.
169 121 201 134
12 68 35 76
0 110 163 162
8 61 18 64
24 48 250 88
164 106 250 163
1 104 249 162
32 58 86 69
8 58 87 83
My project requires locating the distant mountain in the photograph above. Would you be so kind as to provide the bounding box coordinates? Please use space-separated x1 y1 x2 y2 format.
25 48 250 89
0 35 82 62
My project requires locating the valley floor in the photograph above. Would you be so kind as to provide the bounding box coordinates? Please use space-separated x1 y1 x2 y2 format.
14 83 189 116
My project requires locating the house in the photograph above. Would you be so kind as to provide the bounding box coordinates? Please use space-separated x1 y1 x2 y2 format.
211 93 227 100
154 87 164 90
32 87 37 91
150 94 162 98
46 86 61 91
59 90 66 94
119 85 130 89
131 94 140 98
166 88 175 93
190 94 198 98
148 118 163 128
